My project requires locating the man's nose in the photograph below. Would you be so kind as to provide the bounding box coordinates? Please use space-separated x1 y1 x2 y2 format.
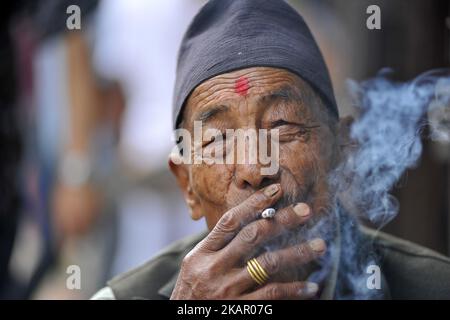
235 163 279 190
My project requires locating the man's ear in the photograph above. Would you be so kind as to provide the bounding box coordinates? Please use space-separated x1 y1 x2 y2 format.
168 153 204 220
337 115 357 161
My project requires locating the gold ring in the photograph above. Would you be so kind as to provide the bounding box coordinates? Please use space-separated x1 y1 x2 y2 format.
246 258 269 286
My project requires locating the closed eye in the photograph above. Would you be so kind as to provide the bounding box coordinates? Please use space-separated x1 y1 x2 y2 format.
270 119 293 127
202 132 226 147
269 119 321 129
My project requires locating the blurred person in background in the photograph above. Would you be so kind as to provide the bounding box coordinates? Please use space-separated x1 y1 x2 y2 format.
90 0 206 277
9 0 114 299
2 0 205 299
0 1 24 299
38 0 205 298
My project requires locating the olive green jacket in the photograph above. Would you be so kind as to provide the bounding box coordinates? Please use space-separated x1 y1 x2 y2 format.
92 227 450 300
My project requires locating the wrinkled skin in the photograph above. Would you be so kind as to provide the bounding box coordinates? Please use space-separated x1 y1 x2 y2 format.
169 67 348 299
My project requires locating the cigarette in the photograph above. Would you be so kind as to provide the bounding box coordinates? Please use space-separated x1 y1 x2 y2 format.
261 208 276 219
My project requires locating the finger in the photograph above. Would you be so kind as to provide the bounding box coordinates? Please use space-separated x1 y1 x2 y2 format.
221 203 312 263
258 238 326 274
241 281 319 300
240 238 326 291
198 183 282 251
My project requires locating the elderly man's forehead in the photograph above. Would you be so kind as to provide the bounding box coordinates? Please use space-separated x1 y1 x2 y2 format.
185 67 313 110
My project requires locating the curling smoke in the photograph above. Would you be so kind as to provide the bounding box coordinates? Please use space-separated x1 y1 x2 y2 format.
337 69 450 227
309 69 450 299
428 77 450 143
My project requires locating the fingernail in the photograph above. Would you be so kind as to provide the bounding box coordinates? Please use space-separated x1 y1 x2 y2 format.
308 238 326 253
293 203 310 217
264 184 280 197
304 282 319 295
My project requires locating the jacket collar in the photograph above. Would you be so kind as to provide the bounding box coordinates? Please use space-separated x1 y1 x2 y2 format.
158 270 180 298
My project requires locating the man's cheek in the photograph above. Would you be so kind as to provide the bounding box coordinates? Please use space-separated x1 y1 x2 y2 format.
281 143 333 214
279 144 315 180
191 165 233 204
278 144 319 197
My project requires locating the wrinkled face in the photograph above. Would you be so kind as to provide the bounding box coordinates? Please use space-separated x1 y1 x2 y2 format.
171 67 340 230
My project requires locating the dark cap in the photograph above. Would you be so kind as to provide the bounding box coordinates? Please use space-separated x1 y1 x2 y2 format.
173 0 338 128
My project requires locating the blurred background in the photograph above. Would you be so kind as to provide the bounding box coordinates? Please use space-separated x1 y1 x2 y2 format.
0 0 449 299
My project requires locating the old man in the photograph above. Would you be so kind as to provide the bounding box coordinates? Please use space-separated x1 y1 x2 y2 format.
93 0 450 300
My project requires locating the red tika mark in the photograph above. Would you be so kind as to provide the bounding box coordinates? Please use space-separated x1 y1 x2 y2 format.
234 76 250 96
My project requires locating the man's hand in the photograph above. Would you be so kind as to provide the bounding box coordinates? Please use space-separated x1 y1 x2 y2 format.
170 183 326 300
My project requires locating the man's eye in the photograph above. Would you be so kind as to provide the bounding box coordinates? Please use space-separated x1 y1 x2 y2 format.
202 133 225 147
203 137 215 147
269 119 306 132
270 119 291 128
296 127 308 136
269 120 320 142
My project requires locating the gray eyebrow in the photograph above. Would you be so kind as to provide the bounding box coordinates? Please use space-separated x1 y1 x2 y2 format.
194 104 230 123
